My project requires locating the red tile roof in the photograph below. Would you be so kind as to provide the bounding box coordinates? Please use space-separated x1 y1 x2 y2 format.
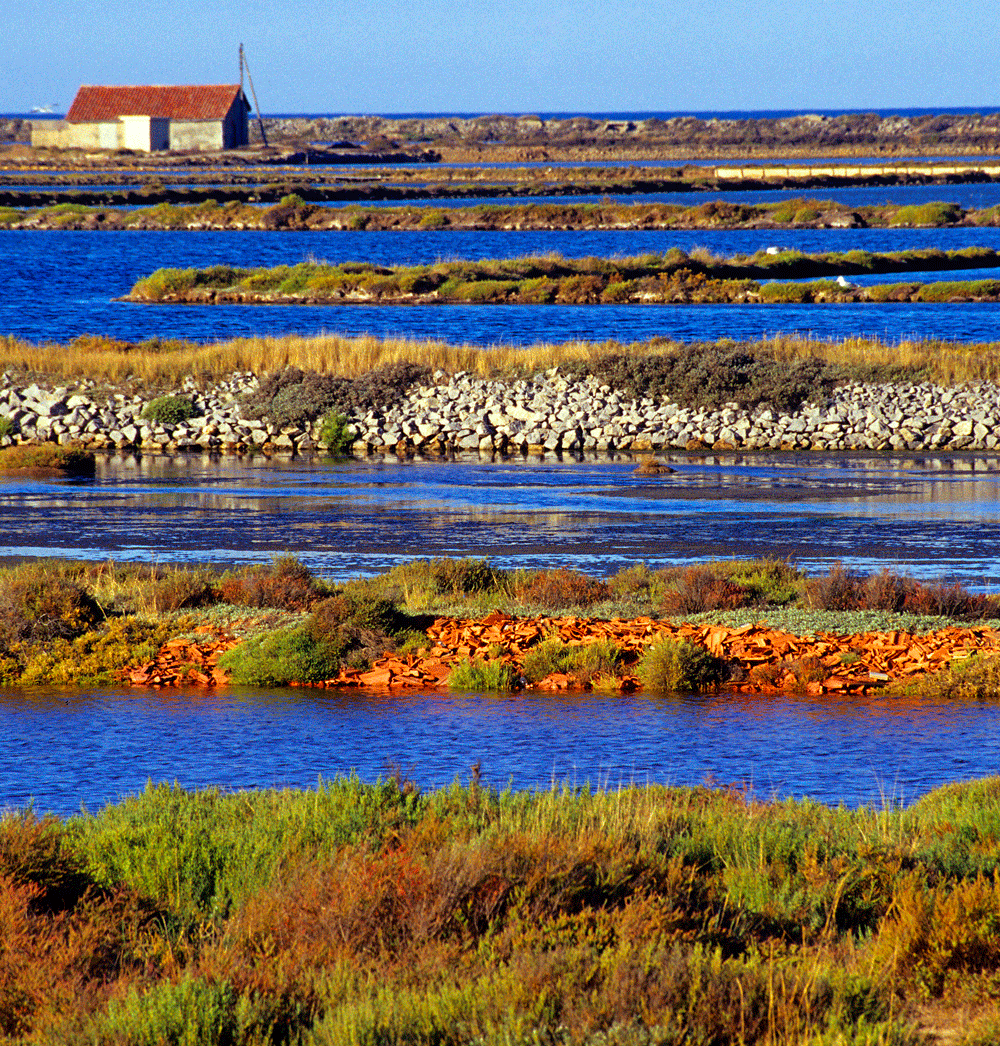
66 85 246 123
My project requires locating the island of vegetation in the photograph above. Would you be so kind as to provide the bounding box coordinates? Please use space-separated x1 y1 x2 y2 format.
6 194 1000 232
126 248 1000 307
3 552 999 700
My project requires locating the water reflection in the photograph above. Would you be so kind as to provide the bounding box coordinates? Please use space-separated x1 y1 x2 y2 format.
2 452 1000 586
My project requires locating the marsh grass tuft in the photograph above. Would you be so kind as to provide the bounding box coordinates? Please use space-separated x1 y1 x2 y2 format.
637 639 728 692
447 657 517 691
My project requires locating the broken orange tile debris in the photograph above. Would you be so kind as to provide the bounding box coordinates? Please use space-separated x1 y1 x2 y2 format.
122 616 1000 695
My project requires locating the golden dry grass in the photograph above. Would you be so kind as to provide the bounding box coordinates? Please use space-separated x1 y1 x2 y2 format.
4 331 1000 388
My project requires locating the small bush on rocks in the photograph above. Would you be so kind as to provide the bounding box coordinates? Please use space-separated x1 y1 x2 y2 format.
585 342 835 413
219 626 340 687
242 362 432 428
521 638 623 685
346 361 432 414
319 411 354 453
447 657 517 691
242 368 353 428
141 395 197 425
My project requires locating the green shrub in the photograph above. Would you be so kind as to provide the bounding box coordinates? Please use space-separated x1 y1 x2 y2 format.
758 281 813 303
447 657 517 692
131 267 198 299
889 202 963 227
521 638 622 685
637 639 727 692
219 625 340 687
92 975 238 1046
141 394 198 425
319 411 355 453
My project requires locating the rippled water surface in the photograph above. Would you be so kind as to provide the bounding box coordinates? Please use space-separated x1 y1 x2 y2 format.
9 226 1000 344
4 686 999 817
5 452 1000 584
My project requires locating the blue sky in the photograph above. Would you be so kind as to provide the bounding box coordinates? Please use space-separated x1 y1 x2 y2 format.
5 0 999 116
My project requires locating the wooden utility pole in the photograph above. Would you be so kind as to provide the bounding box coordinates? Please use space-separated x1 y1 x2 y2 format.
239 43 268 147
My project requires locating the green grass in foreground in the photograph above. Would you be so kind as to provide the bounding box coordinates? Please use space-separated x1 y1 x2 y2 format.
6 776 1000 1043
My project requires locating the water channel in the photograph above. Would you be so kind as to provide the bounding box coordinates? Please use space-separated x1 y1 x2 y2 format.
3 179 1000 816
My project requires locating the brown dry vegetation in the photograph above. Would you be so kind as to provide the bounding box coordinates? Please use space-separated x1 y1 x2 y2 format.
5 331 1000 391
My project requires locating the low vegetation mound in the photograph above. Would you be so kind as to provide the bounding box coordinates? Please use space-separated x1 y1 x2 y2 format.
0 443 95 476
0 557 996 692
127 246 1000 307
241 361 433 427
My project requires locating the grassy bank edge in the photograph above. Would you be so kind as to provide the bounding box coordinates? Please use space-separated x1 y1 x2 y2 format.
3 332 1000 389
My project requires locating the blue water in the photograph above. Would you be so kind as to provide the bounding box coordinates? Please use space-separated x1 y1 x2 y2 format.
2 685 996 817
4 181 1000 816
8 227 1000 345
5 453 1000 587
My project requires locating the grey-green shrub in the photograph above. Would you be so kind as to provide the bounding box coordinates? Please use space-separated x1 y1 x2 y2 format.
141 394 197 425
219 626 340 687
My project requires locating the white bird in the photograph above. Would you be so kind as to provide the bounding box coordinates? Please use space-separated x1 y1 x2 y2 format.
836 275 856 289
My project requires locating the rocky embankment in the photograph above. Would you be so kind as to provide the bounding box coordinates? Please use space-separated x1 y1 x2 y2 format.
251 112 1000 160
3 370 1000 456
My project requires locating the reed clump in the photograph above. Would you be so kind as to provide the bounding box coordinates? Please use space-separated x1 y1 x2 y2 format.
8 776 1000 1042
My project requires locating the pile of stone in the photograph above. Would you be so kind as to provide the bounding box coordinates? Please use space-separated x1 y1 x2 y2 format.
2 368 1000 457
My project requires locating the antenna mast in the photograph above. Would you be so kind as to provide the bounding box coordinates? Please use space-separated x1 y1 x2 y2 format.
239 43 268 148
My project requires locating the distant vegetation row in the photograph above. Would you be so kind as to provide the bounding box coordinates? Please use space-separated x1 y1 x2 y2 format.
4 331 1000 389
128 249 1000 307
6 194 1000 231
10 108 1000 158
